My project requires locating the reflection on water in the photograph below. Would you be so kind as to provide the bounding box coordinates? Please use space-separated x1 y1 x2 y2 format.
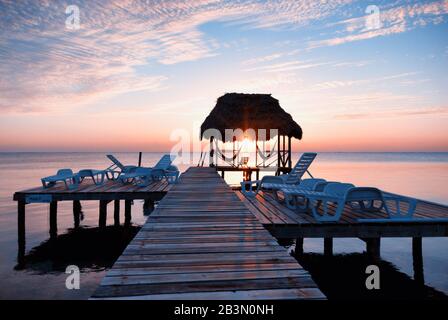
294 252 447 300
276 238 447 300
0 152 447 299
16 226 140 273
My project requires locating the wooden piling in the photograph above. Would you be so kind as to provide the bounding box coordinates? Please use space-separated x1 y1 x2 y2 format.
73 200 81 228
324 237 333 256
17 200 26 263
412 237 425 285
366 238 381 261
295 237 304 256
125 200 132 227
99 200 108 228
114 200 120 227
49 201 58 239
143 199 155 215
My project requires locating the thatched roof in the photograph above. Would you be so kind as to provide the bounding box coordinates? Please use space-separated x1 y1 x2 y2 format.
201 93 302 141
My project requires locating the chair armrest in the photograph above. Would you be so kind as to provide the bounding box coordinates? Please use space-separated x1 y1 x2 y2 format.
240 180 261 197
241 180 260 186
123 165 139 173
260 176 285 185
383 195 417 219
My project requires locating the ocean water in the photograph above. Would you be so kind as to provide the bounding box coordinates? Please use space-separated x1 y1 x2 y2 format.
0 152 447 299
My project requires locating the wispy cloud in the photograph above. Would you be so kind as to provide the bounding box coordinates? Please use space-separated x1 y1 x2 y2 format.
334 106 448 120
293 72 419 93
308 0 448 49
244 60 330 73
0 0 356 113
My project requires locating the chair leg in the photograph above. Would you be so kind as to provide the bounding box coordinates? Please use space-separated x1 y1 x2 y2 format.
284 194 296 210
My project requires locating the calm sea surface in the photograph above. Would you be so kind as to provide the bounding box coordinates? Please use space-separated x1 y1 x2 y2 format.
0 152 447 299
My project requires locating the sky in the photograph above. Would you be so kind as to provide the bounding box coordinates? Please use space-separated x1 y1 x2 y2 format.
0 0 447 152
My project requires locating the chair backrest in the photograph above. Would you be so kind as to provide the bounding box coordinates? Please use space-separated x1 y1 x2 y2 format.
106 154 125 170
153 154 175 170
324 182 355 197
57 169 74 176
285 153 317 184
345 187 383 202
299 178 326 191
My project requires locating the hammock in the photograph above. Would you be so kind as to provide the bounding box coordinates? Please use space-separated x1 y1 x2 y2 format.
255 140 278 167
214 141 244 167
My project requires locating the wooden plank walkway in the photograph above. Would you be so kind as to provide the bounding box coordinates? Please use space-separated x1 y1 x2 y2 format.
92 167 324 300
236 190 448 238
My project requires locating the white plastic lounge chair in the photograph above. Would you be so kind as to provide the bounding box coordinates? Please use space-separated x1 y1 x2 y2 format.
119 154 177 186
106 154 138 180
41 169 79 190
78 169 107 186
275 178 328 209
300 183 420 222
241 152 317 196
164 165 181 184
356 194 421 222
295 182 357 222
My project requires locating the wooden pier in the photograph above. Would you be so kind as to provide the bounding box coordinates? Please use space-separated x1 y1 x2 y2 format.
236 189 448 279
13 165 448 298
92 167 324 300
13 179 172 261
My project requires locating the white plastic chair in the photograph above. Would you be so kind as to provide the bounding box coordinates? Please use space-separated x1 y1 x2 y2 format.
41 169 79 190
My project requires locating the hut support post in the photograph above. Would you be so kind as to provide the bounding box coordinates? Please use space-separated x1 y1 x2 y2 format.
276 135 280 175
17 200 26 263
288 136 292 170
412 237 425 285
209 137 214 167
49 201 58 240
324 237 333 257
263 140 265 167
233 140 236 166
282 135 286 167
255 141 258 167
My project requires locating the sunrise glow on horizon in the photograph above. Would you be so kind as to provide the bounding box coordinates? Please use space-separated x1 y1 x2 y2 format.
1 0 447 152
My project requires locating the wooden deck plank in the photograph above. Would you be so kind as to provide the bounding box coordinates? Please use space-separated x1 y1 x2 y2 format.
94 288 325 300
92 167 323 300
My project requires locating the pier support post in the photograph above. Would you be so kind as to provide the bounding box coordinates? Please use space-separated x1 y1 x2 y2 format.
143 199 155 216
73 200 82 228
114 200 120 227
49 201 58 240
17 200 26 264
99 200 108 228
366 238 381 261
324 238 333 257
125 200 132 227
295 238 304 256
412 237 425 286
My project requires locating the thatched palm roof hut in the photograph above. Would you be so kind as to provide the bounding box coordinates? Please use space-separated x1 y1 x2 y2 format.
200 93 302 141
200 93 302 173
